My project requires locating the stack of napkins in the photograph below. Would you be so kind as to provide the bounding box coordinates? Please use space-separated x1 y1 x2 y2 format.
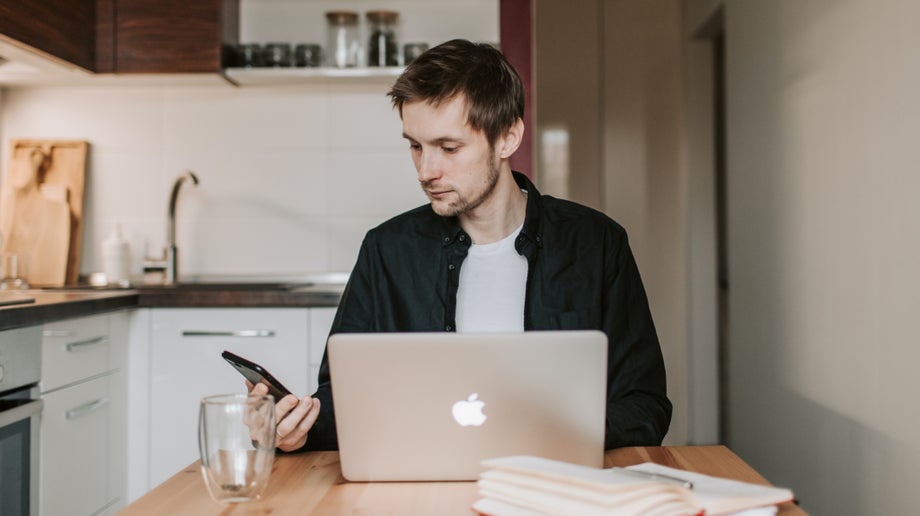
472 456 794 516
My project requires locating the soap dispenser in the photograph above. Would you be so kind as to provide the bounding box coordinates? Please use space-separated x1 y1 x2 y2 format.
102 223 131 286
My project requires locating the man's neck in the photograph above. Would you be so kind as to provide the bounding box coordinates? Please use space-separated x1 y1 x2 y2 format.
459 171 527 244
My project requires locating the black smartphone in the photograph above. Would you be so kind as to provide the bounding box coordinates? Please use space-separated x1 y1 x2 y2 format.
221 350 293 400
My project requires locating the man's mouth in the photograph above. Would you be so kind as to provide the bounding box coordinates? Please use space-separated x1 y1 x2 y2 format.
424 186 451 199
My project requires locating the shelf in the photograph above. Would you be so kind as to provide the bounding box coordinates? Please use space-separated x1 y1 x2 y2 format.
224 66 405 86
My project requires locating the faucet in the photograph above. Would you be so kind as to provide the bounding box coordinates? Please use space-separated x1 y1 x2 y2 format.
144 170 199 284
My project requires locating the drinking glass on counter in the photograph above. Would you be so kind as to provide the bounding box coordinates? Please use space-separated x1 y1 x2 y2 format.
198 394 276 503
0 252 29 289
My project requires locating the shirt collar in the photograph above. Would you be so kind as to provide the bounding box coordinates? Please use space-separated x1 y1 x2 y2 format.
513 171 544 250
438 171 544 249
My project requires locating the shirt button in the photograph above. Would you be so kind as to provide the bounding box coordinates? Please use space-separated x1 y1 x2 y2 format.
445 325 453 331
459 235 466 241
443 236 450 243
448 264 455 271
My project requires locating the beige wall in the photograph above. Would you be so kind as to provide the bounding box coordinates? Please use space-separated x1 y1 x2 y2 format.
686 0 920 513
540 0 920 512
602 0 690 447
535 0 693 446
533 0 602 209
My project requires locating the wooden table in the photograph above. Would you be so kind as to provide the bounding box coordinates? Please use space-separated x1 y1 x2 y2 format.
119 446 805 515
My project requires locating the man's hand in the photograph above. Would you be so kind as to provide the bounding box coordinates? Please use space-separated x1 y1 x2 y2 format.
246 381 321 452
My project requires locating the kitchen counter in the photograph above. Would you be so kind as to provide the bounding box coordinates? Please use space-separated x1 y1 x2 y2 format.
134 283 343 309
0 281 344 330
0 290 138 330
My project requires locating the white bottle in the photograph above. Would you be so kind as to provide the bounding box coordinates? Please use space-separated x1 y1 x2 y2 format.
102 223 131 285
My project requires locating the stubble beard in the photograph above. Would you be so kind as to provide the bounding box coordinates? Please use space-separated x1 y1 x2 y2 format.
425 154 502 218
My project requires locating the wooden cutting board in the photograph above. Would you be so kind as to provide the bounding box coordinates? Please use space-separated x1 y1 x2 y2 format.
0 140 88 286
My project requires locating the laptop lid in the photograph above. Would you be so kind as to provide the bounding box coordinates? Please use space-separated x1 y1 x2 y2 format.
327 330 608 481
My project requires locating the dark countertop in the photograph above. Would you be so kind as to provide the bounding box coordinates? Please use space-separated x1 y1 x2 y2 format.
0 285 343 331
135 286 343 309
0 290 139 330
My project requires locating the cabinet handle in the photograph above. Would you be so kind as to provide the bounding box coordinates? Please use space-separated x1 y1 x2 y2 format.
65 336 108 352
181 330 276 338
65 397 109 420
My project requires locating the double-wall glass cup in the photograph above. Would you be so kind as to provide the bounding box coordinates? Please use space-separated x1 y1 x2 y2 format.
0 252 28 289
198 394 276 503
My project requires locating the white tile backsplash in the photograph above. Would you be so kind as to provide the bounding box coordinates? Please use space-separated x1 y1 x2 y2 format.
88 150 168 220
325 214 394 271
327 86 405 148
1 87 166 152
162 85 330 150
0 82 421 279
327 148 424 216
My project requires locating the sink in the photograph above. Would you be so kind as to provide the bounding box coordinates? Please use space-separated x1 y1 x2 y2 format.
149 272 349 292
136 281 306 291
176 272 348 286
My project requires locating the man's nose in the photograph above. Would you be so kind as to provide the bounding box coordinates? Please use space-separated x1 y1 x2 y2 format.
417 151 441 182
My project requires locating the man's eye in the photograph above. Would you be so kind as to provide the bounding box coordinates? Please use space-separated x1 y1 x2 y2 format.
443 146 458 154
409 143 421 151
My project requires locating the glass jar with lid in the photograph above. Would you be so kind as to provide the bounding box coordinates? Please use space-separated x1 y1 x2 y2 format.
366 10 399 67
325 10 360 67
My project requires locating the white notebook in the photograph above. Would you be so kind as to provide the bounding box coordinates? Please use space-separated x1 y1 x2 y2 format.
473 456 795 516
327 330 608 481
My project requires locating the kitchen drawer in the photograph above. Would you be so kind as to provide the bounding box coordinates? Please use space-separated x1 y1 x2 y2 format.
42 313 112 392
41 374 112 516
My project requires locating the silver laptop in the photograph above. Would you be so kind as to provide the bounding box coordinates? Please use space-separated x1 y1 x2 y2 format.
327 330 608 481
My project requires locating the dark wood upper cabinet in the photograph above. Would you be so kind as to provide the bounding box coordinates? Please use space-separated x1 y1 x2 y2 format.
0 0 238 74
0 0 96 71
107 0 239 73
2 1 519 81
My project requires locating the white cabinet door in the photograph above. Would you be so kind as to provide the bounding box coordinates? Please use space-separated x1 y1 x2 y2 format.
148 308 309 488
40 375 111 516
40 311 128 516
42 313 111 393
308 307 337 394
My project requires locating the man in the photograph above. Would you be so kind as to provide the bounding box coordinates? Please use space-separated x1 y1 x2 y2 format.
250 39 672 452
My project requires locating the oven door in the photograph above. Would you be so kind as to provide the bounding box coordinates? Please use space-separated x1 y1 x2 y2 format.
0 389 43 516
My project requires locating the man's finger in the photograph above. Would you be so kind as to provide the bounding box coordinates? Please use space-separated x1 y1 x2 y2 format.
297 398 321 433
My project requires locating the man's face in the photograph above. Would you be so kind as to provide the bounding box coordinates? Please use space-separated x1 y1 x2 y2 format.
401 96 501 218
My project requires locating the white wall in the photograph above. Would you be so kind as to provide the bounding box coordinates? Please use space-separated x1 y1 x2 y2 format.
0 81 426 279
685 0 920 513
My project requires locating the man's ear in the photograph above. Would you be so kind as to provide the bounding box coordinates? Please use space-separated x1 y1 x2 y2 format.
497 118 525 159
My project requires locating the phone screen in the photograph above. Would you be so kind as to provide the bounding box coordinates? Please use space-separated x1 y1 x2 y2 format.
222 350 293 400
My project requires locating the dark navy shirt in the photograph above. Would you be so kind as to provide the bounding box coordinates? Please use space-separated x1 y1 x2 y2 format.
305 172 672 451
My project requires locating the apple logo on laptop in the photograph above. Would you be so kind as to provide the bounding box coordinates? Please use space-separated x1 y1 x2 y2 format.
452 393 487 426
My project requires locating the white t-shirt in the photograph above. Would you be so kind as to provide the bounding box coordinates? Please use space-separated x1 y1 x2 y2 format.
456 223 528 333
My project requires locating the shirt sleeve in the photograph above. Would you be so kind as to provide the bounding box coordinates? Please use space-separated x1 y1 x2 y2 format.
602 230 673 449
301 233 378 451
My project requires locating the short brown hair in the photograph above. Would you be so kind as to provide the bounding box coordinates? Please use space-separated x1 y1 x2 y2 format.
387 39 525 145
